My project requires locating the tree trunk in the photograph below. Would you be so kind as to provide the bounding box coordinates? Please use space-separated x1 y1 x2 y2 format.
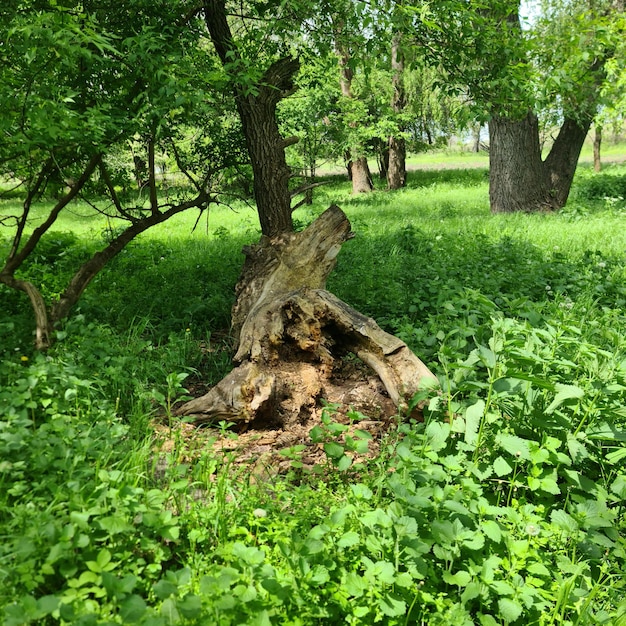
473 124 482 153
387 136 406 190
203 0 298 236
178 205 437 427
489 112 551 213
543 115 592 208
387 31 407 190
593 124 602 172
350 157 374 193
489 111 591 213
335 32 373 194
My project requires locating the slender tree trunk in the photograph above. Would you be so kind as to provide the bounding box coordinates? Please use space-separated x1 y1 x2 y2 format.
473 124 482 153
377 139 389 180
387 32 407 190
203 0 298 236
335 33 373 194
593 124 602 172
489 111 591 213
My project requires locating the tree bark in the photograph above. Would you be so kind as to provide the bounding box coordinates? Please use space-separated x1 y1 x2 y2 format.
489 111 591 213
593 124 602 172
203 0 298 236
387 32 407 190
489 112 552 213
473 124 482 153
178 205 437 426
335 32 373 194
350 157 374 193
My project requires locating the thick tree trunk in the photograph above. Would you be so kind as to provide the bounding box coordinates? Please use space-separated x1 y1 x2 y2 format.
387 136 406 190
350 157 374 193
489 111 591 213
178 205 437 427
593 124 602 172
387 32 407 190
489 112 551 213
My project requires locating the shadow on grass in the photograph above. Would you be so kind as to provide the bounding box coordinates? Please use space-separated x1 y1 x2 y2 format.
329 225 623 332
406 167 489 189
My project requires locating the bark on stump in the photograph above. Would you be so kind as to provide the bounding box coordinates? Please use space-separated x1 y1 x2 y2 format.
177 205 437 427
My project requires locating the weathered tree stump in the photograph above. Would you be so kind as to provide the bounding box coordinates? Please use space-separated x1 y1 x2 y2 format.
177 205 437 427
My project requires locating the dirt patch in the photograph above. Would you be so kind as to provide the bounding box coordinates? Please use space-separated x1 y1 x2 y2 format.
153 355 405 479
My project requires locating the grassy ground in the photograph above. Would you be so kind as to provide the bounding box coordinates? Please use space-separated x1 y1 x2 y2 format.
1 157 626 625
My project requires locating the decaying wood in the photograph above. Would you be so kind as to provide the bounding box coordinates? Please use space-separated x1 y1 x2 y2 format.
177 205 437 427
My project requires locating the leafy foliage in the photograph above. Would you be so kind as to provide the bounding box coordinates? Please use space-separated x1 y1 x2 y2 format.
1 162 626 623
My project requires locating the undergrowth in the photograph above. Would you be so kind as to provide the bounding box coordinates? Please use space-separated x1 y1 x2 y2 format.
1 163 625 624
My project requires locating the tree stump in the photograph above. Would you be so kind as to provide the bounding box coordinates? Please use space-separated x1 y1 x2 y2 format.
177 205 437 427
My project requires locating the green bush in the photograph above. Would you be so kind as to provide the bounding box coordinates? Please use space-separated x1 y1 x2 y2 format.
574 173 626 201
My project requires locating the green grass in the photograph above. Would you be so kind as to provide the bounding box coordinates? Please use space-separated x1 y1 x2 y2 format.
1 161 626 625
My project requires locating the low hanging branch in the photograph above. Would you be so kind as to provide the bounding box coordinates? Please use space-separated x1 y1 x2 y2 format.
177 205 437 427
1 151 211 350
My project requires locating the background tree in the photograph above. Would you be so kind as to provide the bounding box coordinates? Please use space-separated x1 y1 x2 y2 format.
412 0 626 212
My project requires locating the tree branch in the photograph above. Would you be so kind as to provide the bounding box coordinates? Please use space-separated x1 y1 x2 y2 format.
50 191 210 324
2 154 100 276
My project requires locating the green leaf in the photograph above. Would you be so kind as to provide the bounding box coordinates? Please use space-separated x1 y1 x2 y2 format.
337 531 360 548
566 434 589 463
161 525 180 541
425 421 450 451
492 456 513 477
309 425 323 442
343 572 367 597
610 474 626 499
379 594 406 617
482 520 502 543
309 565 330 585
546 384 584 413
120 595 147 623
498 597 523 622
443 570 471 586
461 581 482 604
160 597 179 624
496 433 531 461
526 563 551 577
153 580 177 600
464 399 485 446
36 595 59 616
98 515 133 535
323 441 344 459
477 344 497 369
337 454 352 471
350 483 373 500
586 422 626 442
539 477 560 495
550 509 579 533
178 594 202 619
